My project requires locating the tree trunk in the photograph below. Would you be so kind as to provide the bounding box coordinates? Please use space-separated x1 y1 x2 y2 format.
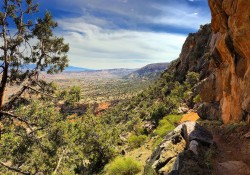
0 64 8 108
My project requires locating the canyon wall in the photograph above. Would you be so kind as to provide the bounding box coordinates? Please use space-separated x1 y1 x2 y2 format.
203 0 250 123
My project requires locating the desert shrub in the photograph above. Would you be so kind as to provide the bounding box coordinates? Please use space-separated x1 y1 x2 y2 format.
65 85 82 106
166 114 182 125
185 71 200 88
128 134 147 148
151 114 182 149
154 119 174 137
154 114 182 138
105 156 142 175
193 94 202 103
144 165 157 175
152 137 163 150
57 89 68 100
150 103 168 125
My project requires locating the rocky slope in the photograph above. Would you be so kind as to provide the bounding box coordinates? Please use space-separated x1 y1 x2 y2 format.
144 122 213 175
169 0 250 124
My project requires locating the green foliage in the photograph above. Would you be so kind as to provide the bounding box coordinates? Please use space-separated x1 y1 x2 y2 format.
105 156 142 175
128 134 147 148
152 114 182 149
185 72 200 88
104 70 200 140
0 0 69 86
58 85 82 106
150 103 168 125
62 114 119 174
224 121 248 134
165 114 183 124
0 98 121 174
0 100 66 174
66 86 81 104
151 137 163 151
204 148 216 170
193 94 202 103
154 119 174 137
144 165 157 175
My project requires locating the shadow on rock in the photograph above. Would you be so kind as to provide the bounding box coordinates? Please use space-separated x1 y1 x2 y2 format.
144 121 213 175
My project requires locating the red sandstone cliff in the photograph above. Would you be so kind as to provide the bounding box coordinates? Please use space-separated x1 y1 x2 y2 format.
203 0 250 123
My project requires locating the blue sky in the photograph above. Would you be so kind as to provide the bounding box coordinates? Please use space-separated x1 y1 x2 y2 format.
38 0 211 69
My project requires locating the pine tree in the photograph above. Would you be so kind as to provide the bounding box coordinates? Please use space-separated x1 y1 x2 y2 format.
0 0 69 108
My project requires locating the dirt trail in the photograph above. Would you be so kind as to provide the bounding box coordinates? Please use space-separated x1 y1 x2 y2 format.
210 127 250 175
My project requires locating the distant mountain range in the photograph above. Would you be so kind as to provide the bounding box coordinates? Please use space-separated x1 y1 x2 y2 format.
63 63 169 79
11 63 169 79
64 63 169 79
124 62 170 80
64 66 93 72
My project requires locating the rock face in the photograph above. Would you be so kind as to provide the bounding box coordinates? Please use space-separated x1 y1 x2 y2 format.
169 0 250 123
144 122 213 175
173 24 212 82
203 0 250 123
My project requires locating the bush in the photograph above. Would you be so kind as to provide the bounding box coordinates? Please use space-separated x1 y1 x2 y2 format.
154 120 174 137
150 103 168 125
151 137 163 150
185 72 200 87
144 165 157 175
128 134 147 148
193 94 202 103
154 114 182 137
105 156 142 175
166 114 182 125
64 85 82 106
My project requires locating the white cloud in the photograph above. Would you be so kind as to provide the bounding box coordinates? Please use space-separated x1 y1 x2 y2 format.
39 0 211 69
43 0 210 30
151 3 210 30
57 17 187 69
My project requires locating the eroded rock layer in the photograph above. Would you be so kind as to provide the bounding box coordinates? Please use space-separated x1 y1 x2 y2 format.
205 0 250 123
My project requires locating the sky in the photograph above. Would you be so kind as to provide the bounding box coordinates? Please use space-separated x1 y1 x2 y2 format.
38 0 211 69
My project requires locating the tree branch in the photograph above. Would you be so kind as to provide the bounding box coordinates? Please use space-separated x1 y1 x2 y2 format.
53 148 67 174
4 79 55 110
24 86 56 98
0 161 31 175
4 86 28 110
0 111 33 132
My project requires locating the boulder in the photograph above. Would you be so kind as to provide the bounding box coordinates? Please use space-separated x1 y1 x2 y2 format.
197 102 221 120
144 122 213 175
146 129 186 174
169 151 210 175
189 140 199 155
174 121 213 146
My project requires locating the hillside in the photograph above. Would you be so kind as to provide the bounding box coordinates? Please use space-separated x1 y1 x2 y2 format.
103 2 250 172
125 63 170 80
106 24 213 124
0 0 249 174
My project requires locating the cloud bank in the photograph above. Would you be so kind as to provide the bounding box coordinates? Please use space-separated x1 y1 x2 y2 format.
40 0 210 69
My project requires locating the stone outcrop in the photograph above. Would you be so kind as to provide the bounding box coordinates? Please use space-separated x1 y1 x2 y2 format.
168 0 250 124
173 24 212 82
144 122 213 175
201 0 250 123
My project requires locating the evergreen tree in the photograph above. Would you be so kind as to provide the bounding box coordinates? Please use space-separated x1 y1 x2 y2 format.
0 0 69 108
